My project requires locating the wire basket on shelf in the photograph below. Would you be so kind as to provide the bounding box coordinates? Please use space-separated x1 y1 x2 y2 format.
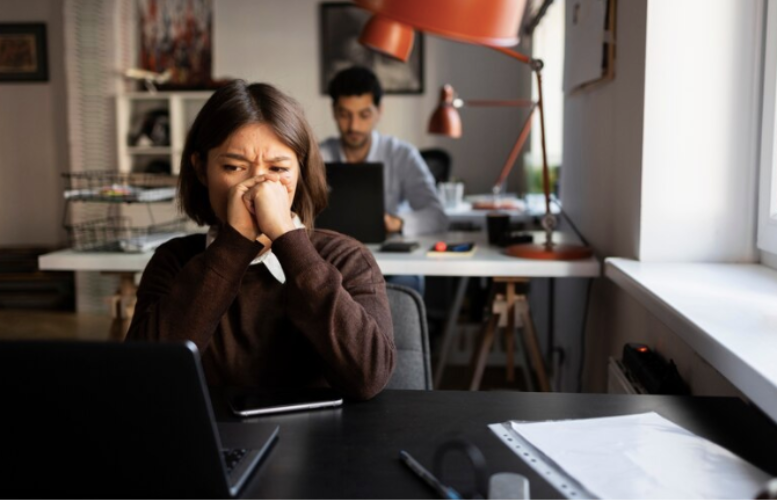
62 171 178 203
66 216 189 253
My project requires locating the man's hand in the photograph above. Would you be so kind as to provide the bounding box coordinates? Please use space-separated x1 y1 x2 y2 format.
384 213 403 234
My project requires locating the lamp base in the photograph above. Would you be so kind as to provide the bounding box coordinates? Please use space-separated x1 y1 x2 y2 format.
505 242 593 260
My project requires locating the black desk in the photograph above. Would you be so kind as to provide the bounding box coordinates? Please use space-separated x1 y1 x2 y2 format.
211 390 777 499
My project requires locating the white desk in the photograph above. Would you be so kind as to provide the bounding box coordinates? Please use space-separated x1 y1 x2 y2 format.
40 230 598 277
40 228 599 386
369 231 598 277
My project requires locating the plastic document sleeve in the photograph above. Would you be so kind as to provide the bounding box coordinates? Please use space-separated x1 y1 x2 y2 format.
489 412 771 499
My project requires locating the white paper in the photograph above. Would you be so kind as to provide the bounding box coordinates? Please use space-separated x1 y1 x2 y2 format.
502 412 770 499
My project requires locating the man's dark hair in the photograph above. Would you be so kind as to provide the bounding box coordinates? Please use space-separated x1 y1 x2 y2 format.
179 80 328 229
327 66 383 106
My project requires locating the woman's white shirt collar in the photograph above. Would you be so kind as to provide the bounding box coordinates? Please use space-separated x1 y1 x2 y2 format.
205 215 305 284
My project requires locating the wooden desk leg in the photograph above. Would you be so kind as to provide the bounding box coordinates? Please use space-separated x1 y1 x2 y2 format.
518 295 551 392
434 276 470 389
108 296 123 341
517 314 536 392
505 282 516 383
469 312 499 391
106 272 138 341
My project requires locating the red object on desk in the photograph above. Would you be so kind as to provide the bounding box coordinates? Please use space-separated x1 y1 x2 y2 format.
434 241 448 252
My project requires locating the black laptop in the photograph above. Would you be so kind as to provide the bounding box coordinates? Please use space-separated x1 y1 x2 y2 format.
316 162 386 243
0 340 278 498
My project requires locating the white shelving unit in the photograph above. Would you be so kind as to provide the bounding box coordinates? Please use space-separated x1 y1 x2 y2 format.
60 91 211 253
116 91 212 175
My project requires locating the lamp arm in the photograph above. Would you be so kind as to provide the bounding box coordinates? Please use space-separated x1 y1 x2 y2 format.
462 99 534 108
489 46 533 65
534 69 553 224
487 46 554 234
492 104 537 193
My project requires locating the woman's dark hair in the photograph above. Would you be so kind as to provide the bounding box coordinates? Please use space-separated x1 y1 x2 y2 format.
179 80 328 230
327 66 383 106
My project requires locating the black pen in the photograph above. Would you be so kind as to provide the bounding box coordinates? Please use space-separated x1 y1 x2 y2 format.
400 450 462 499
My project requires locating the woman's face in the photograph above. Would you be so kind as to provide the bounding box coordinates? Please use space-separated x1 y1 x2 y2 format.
199 123 300 223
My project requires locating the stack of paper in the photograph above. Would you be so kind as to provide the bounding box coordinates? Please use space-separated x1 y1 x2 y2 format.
490 412 771 499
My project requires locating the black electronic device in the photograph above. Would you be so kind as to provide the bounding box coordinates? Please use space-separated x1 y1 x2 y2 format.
229 387 344 417
379 241 420 252
316 162 386 243
622 343 689 395
0 340 278 498
499 231 534 247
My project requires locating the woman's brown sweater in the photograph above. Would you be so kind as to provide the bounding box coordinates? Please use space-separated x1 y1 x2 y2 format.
126 224 395 400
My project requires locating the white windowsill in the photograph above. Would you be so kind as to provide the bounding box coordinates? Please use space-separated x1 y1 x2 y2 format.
605 258 777 422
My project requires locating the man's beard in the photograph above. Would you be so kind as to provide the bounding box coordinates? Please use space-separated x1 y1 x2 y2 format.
344 131 369 149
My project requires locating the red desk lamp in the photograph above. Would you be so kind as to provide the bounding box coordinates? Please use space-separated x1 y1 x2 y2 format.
354 0 592 260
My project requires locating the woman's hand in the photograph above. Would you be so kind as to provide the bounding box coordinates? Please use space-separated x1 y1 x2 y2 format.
244 173 296 241
226 176 264 241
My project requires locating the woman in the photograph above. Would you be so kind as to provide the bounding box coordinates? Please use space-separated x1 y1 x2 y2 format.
126 81 395 400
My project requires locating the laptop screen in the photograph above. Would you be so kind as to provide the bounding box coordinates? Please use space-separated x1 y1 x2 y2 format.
0 341 277 498
316 162 386 243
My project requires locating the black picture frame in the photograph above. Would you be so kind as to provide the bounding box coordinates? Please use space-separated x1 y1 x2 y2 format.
0 23 48 82
319 2 424 95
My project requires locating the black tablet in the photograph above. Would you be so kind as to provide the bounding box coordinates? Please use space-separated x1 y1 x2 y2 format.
228 388 344 417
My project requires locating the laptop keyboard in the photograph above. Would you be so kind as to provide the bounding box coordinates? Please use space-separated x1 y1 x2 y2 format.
222 448 248 476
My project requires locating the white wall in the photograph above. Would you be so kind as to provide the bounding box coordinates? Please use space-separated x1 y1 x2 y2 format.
564 0 758 396
561 0 644 260
0 0 69 247
562 0 647 392
213 0 530 195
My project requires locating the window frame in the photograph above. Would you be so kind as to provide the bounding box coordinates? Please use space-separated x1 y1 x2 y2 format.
758 0 777 255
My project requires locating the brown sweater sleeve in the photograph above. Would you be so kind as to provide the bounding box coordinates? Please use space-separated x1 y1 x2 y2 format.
272 229 396 400
126 224 263 351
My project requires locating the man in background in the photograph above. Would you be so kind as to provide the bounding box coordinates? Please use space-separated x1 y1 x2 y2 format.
319 66 448 238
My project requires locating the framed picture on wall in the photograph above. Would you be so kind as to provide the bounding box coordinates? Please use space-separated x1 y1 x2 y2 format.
319 2 424 95
137 0 214 90
0 23 48 82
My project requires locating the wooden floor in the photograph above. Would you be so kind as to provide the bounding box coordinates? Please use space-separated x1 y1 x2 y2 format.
0 309 112 341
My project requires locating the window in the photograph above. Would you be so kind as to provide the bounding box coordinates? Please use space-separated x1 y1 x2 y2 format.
758 1 777 256
527 0 564 194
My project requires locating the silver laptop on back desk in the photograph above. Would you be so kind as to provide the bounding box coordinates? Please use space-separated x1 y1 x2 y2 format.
0 340 278 498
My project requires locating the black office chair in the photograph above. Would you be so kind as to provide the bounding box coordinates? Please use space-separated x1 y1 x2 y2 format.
384 283 433 390
420 148 452 185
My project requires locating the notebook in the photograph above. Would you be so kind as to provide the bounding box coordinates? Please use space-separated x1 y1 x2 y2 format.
0 340 278 498
316 162 387 243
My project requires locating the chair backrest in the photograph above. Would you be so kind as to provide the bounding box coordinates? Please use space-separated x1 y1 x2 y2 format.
420 148 452 185
384 283 432 390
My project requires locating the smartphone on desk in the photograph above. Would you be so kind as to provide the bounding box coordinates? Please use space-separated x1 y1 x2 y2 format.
379 241 419 252
228 388 343 417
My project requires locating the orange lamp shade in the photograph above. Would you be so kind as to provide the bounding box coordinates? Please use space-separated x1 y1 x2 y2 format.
428 85 462 138
358 15 415 61
355 0 526 62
